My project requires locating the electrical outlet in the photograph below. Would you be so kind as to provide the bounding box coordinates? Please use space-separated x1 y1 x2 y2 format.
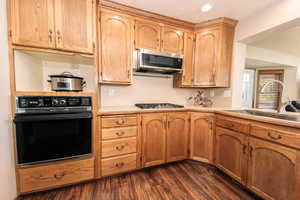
108 89 115 97
223 90 232 98
210 90 215 97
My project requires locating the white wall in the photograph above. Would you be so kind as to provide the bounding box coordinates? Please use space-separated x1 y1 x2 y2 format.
0 0 17 199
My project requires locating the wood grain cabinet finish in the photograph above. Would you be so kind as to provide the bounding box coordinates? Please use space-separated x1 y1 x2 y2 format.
102 127 137 140
216 115 250 134
11 0 55 48
19 158 94 193
161 26 184 54
166 112 189 162
101 153 137 176
55 0 94 54
10 0 94 54
190 113 214 163
100 9 134 84
101 115 137 128
193 19 237 87
194 27 220 87
215 127 248 185
102 137 137 158
141 113 167 167
134 19 161 51
247 137 300 200
173 32 195 87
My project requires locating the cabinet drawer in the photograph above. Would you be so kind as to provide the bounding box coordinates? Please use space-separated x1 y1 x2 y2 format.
101 153 137 176
102 127 137 140
216 116 250 134
250 125 300 149
102 138 137 158
101 115 137 128
19 158 94 193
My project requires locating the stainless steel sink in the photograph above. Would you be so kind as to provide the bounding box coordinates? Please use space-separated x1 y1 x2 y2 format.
225 109 300 122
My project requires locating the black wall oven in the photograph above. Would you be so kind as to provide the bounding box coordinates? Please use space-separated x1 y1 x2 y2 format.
14 96 92 165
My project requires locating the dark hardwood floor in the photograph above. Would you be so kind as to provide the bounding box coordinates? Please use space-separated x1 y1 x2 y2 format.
19 161 261 200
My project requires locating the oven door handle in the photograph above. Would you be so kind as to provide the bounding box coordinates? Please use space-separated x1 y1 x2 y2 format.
13 112 92 122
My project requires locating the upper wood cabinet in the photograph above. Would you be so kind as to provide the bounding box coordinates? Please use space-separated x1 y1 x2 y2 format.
11 0 55 48
161 26 184 54
190 113 214 163
99 9 134 84
194 27 220 86
173 32 195 87
141 113 167 168
215 127 248 185
55 0 94 53
134 20 161 51
193 19 237 87
10 0 94 54
247 137 299 200
166 112 189 162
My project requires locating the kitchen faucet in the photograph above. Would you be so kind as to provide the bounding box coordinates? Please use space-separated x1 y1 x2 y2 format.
260 79 298 113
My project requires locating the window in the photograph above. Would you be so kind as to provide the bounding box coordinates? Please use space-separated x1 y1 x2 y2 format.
256 70 284 110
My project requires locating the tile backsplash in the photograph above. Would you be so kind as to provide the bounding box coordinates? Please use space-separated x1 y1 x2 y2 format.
101 75 232 107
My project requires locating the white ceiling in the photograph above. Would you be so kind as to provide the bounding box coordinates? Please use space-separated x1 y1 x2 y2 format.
110 0 279 23
250 26 300 58
246 58 285 68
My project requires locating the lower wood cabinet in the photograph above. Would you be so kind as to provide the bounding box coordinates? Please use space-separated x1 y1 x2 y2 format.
247 137 300 200
141 113 167 167
19 158 94 193
166 112 189 162
190 113 214 163
101 153 137 176
141 112 189 167
215 127 248 184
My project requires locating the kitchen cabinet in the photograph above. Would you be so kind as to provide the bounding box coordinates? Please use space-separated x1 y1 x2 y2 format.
247 137 299 200
194 27 220 86
161 26 184 54
99 9 134 84
10 0 55 48
193 19 237 87
173 32 195 87
215 127 248 184
55 0 94 53
190 113 214 163
141 113 167 167
166 112 189 162
135 19 161 51
10 0 94 54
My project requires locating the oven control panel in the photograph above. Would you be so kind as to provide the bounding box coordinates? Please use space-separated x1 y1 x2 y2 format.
17 96 92 108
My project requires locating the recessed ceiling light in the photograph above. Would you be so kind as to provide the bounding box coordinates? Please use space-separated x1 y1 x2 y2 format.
201 3 212 12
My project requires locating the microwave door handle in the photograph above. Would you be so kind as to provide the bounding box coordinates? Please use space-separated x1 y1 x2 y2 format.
13 112 92 123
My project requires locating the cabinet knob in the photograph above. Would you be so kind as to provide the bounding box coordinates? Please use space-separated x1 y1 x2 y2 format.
57 30 62 43
48 29 53 43
116 119 124 125
115 162 125 168
115 145 125 151
116 131 125 136
267 132 282 140
54 172 65 180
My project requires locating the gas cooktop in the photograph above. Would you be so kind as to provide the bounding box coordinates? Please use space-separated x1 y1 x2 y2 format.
135 103 184 109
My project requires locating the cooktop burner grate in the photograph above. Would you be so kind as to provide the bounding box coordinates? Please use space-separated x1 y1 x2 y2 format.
135 103 184 109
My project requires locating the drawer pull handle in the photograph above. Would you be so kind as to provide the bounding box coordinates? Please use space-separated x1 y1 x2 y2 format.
226 123 235 129
54 172 65 180
116 119 125 125
115 162 125 168
116 131 125 136
268 132 282 140
116 145 125 151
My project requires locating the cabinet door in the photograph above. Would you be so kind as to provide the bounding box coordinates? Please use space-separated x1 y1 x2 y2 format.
194 27 220 86
55 0 94 53
141 113 166 167
247 138 299 200
190 113 214 163
215 127 248 184
166 112 189 162
182 32 195 86
135 20 161 51
100 10 133 84
161 26 184 54
11 0 55 48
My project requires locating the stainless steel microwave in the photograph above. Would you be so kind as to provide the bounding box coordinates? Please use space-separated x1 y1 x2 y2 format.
135 49 183 74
